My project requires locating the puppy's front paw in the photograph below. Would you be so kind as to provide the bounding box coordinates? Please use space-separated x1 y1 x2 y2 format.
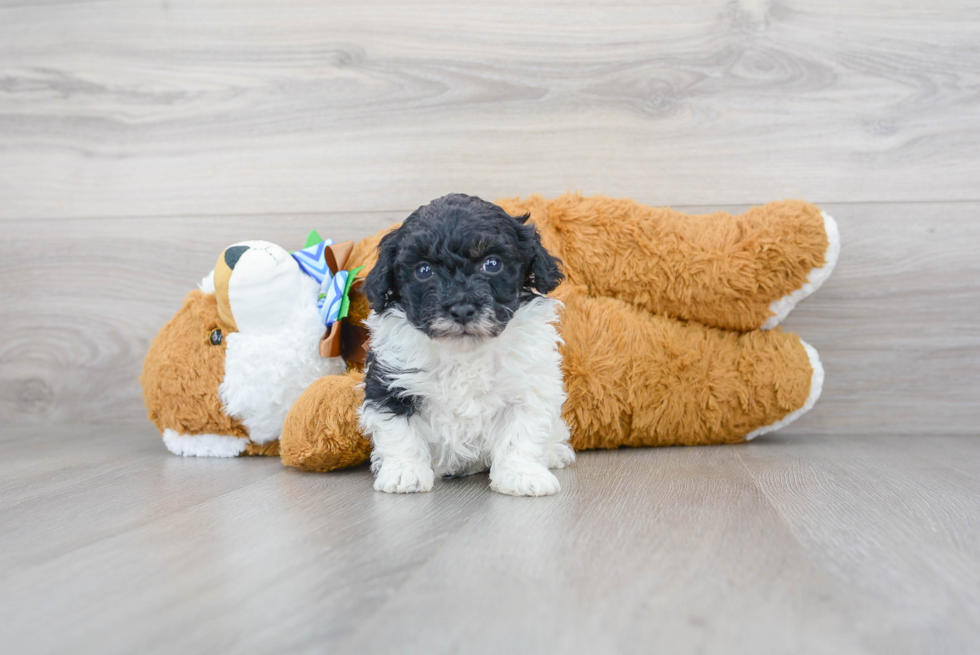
491 462 561 497
374 461 435 494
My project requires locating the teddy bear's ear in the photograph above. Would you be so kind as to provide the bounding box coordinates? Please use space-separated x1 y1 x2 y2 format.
363 228 402 312
517 220 563 295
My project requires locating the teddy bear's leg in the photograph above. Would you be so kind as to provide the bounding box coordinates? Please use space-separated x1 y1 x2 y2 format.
279 372 372 472
497 194 839 332
555 286 823 449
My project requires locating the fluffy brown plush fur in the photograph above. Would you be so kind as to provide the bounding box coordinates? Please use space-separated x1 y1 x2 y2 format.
243 441 281 457
140 290 248 440
279 373 372 471
497 194 828 331
555 285 812 449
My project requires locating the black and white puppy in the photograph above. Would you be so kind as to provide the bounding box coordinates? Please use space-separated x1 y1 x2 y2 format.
359 194 575 496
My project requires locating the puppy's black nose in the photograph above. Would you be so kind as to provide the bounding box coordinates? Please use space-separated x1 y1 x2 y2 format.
224 245 249 270
448 302 477 322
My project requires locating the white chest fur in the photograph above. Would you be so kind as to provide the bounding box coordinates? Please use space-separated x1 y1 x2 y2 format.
364 297 568 475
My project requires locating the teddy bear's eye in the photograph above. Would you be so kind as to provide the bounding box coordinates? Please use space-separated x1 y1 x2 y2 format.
209 328 223 346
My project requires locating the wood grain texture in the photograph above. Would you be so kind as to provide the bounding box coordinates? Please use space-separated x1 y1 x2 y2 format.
2 202 978 435
1 0 979 219
1 426 978 654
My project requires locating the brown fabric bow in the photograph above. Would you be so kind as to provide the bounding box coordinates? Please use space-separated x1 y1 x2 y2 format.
317 240 369 365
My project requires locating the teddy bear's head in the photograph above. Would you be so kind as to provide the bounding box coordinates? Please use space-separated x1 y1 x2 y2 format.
141 240 347 457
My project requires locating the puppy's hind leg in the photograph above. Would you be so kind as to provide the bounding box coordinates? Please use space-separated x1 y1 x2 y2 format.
360 407 434 494
546 420 575 470
490 406 564 497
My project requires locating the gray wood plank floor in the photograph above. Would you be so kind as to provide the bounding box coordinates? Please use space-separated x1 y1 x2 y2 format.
1 425 978 655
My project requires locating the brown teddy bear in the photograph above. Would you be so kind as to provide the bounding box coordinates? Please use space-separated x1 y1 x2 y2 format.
141 193 839 472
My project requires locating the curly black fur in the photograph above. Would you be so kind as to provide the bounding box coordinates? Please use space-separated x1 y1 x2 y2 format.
363 193 563 331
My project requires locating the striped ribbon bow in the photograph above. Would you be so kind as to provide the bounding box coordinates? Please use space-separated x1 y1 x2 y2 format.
291 230 363 327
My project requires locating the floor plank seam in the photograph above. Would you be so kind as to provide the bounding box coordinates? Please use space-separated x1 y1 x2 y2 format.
732 446 814 554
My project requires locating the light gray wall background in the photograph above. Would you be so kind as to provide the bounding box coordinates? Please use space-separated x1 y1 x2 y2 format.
1 0 978 435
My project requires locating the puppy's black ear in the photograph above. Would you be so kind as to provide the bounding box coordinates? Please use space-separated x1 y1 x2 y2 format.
363 228 401 312
517 218 563 295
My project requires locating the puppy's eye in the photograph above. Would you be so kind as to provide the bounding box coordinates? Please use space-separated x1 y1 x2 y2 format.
209 328 223 346
482 257 502 274
415 263 433 280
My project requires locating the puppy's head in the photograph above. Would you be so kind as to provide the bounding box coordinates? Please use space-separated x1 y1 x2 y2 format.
363 194 562 339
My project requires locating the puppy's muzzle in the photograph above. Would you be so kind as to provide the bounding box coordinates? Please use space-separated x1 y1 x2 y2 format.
431 305 499 338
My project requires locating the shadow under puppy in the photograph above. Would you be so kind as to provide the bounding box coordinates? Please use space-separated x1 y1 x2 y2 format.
360 193 576 496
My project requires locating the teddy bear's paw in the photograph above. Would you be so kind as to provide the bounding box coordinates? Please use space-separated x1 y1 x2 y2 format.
762 212 841 330
373 460 435 494
746 339 825 441
491 461 561 497
162 429 250 458
546 442 576 469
